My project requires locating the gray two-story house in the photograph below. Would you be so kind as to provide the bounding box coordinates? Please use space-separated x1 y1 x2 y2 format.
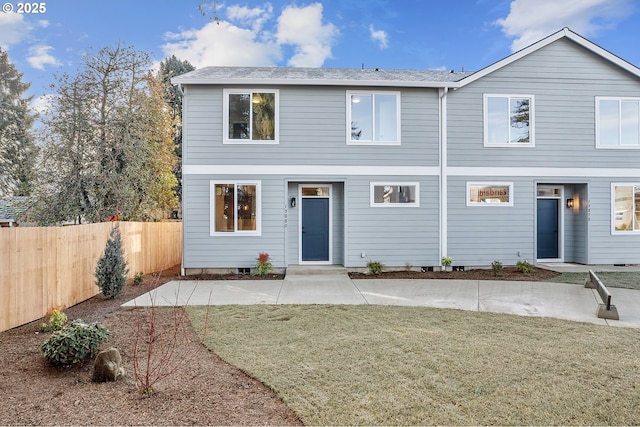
173 28 640 274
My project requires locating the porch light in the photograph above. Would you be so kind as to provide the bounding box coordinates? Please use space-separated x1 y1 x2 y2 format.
566 198 574 208
290 197 296 208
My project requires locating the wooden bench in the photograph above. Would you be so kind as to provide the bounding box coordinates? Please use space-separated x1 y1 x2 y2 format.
584 270 619 320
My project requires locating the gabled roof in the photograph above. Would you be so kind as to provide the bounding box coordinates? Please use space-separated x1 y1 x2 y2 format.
458 27 640 87
172 66 471 88
171 28 640 89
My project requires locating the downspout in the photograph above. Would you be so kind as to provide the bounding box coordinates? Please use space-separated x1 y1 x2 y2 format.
178 83 186 277
439 87 449 266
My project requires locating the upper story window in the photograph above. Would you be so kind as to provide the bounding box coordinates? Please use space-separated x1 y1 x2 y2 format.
348 91 400 145
597 97 640 148
224 89 278 144
484 94 534 147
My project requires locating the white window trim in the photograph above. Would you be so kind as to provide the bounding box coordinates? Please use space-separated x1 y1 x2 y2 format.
370 182 420 207
611 183 639 235
596 97 640 149
223 89 279 145
483 94 535 147
210 181 262 236
467 182 514 207
347 90 401 146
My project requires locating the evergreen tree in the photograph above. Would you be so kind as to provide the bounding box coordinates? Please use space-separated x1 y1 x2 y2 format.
95 223 128 299
158 55 195 208
0 47 37 197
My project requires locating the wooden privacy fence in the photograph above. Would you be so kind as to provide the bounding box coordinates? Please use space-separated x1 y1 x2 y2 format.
0 221 182 332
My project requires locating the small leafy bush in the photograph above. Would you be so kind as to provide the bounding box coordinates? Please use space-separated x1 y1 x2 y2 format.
95 224 129 298
133 271 144 286
367 260 384 275
253 252 273 276
491 260 503 277
515 260 534 274
40 309 67 332
41 320 110 366
441 256 453 269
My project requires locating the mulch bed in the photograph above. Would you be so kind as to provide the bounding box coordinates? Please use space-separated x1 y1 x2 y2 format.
349 266 562 281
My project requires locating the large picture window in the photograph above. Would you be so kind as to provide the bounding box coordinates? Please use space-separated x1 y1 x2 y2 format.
348 91 400 145
612 184 640 233
597 97 640 148
211 181 261 235
484 94 534 146
467 182 513 206
370 183 419 207
224 89 278 143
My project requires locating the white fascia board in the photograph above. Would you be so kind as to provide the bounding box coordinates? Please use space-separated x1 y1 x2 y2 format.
458 27 640 88
171 77 461 89
184 164 440 176
447 166 640 178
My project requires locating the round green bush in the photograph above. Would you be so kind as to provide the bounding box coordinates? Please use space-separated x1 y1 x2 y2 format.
41 320 110 366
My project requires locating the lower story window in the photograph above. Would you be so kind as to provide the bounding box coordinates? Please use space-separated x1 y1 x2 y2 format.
370 183 419 207
613 184 640 233
467 182 513 206
211 181 261 235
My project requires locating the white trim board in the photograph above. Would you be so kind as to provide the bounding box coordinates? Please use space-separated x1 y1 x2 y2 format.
184 165 440 176
447 167 640 178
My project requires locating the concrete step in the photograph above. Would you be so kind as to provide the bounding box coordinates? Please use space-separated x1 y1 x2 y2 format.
285 265 348 276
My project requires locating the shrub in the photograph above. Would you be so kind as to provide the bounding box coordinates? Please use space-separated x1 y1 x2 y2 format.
491 260 503 277
516 260 534 274
441 256 453 270
133 271 144 286
253 252 273 276
367 260 384 275
41 320 110 366
40 309 67 332
95 224 129 298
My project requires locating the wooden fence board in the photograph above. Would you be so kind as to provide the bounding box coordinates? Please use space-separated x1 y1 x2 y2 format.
0 222 182 332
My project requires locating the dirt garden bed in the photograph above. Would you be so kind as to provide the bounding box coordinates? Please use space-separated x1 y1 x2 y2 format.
349 266 561 281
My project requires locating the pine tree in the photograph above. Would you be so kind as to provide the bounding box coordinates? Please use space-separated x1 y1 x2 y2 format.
0 47 37 197
95 224 129 298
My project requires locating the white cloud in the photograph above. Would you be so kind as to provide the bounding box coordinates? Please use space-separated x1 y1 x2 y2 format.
30 93 56 115
0 12 30 49
162 2 338 68
276 3 338 67
495 0 634 51
27 45 62 70
369 24 389 49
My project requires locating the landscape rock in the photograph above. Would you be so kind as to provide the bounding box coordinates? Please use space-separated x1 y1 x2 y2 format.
92 347 125 382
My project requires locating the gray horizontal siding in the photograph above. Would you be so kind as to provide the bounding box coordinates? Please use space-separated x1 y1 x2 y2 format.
344 177 440 267
447 177 535 266
448 38 640 169
182 86 440 167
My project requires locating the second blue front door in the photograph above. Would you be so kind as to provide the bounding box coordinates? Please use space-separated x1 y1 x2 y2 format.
537 198 559 259
301 198 330 262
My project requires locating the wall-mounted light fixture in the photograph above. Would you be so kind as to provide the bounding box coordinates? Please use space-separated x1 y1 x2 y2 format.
566 198 574 208
290 197 296 208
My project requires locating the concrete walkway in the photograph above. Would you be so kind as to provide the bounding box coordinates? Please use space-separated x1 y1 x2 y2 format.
123 264 640 328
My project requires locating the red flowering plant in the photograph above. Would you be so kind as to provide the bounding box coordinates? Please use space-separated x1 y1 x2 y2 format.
254 252 273 276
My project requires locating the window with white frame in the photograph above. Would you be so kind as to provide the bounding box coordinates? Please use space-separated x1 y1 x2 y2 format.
484 94 534 146
370 183 419 207
348 91 400 144
210 181 261 235
612 184 640 233
467 182 514 206
597 97 640 148
224 89 278 143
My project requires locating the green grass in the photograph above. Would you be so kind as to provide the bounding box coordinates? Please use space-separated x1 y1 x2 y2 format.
546 271 640 290
188 305 640 426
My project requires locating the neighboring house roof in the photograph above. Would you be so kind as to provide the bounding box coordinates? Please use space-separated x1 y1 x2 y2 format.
0 197 30 226
172 28 640 89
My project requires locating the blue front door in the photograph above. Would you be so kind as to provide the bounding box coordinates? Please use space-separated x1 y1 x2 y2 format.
537 199 559 259
302 198 329 262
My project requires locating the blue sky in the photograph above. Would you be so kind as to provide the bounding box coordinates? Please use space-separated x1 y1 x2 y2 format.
1 0 638 111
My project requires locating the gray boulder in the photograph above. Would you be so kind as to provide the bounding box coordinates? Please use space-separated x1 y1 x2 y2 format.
92 347 125 382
